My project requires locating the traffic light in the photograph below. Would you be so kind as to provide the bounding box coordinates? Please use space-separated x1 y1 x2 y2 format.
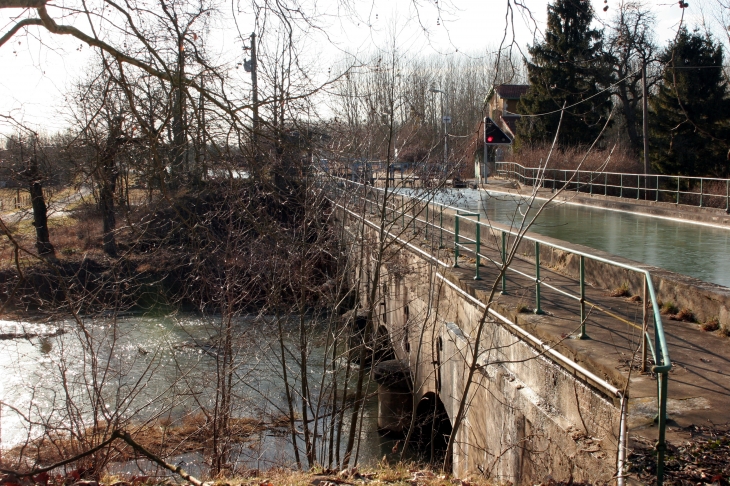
484 117 512 145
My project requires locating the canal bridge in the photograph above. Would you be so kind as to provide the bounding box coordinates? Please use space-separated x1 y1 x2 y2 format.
328 177 730 485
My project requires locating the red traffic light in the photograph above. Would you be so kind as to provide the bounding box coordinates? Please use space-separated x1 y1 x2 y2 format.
483 117 512 145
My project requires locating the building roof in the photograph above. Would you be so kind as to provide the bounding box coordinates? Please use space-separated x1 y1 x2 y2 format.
495 84 529 100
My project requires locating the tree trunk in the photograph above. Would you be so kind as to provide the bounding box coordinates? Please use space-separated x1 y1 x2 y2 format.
100 117 123 257
171 44 187 183
27 157 55 258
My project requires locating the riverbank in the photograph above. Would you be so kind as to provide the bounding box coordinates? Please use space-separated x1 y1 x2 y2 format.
0 464 497 486
3 414 292 467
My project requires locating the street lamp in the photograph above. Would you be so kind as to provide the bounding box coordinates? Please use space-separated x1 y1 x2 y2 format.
429 86 449 174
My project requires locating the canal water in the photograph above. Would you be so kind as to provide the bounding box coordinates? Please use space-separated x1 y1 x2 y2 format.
423 188 730 288
0 315 402 476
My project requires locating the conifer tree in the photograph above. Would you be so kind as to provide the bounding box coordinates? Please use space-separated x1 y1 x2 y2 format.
649 28 730 176
517 0 612 147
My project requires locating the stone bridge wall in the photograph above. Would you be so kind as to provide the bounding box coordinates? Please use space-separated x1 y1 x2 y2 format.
346 213 622 484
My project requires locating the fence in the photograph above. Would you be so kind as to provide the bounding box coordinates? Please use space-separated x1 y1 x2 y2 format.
0 188 56 211
496 161 730 211
325 176 672 485
0 190 154 212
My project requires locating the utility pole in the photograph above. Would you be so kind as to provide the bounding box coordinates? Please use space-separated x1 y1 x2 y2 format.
444 92 449 170
483 121 489 185
429 87 449 174
250 32 259 165
642 60 650 199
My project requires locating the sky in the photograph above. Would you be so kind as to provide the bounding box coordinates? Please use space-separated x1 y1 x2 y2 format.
0 0 712 138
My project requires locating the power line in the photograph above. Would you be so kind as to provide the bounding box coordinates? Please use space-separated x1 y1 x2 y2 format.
512 66 642 118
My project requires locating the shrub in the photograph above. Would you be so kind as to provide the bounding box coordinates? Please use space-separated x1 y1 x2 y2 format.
610 282 631 298
673 308 695 322
661 301 678 315
701 317 720 332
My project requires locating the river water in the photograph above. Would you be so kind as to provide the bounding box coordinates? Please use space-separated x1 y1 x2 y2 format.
424 188 730 288
0 315 401 476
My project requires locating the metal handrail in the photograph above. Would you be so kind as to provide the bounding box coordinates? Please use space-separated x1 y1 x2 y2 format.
496 161 730 211
324 176 672 484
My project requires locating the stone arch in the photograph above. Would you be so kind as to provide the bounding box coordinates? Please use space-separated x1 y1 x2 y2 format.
412 392 452 465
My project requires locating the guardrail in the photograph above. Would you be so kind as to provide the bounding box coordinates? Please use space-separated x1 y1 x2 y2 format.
324 176 672 485
496 161 730 211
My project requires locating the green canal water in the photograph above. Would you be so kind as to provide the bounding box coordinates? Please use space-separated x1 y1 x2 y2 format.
427 188 730 288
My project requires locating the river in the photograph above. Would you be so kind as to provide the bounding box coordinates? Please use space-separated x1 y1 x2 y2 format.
0 315 404 477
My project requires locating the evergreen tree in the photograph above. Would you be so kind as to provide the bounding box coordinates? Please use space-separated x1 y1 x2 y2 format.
649 28 730 177
517 0 613 147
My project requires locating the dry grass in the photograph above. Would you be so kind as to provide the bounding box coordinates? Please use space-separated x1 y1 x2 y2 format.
234 463 493 486
701 317 721 332
609 282 631 298
4 413 291 467
672 308 695 322
514 144 642 173
0 211 104 270
660 301 679 316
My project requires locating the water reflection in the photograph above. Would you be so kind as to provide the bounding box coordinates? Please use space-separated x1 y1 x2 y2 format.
0 316 409 474
424 188 730 288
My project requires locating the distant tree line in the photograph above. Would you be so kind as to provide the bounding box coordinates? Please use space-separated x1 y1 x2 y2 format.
516 0 730 178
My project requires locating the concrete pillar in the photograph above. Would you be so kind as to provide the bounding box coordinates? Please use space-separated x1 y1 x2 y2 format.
373 360 413 434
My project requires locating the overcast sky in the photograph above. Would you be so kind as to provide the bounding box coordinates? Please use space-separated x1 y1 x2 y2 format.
0 0 710 137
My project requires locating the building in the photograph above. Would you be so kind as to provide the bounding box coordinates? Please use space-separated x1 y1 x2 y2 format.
486 84 529 139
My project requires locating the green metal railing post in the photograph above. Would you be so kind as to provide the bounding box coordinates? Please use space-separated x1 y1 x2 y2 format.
474 215 481 280
605 172 607 196
636 175 640 200
401 194 405 227
589 172 593 195
534 241 543 314
656 372 669 486
439 206 444 249
620 173 623 198
412 201 416 233
726 179 729 212
642 275 649 372
425 202 429 239
656 175 660 202
677 177 680 204
453 215 460 268
700 179 704 207
501 231 507 294
579 256 587 339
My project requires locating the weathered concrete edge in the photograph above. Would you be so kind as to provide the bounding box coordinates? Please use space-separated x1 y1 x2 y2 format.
437 267 629 400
